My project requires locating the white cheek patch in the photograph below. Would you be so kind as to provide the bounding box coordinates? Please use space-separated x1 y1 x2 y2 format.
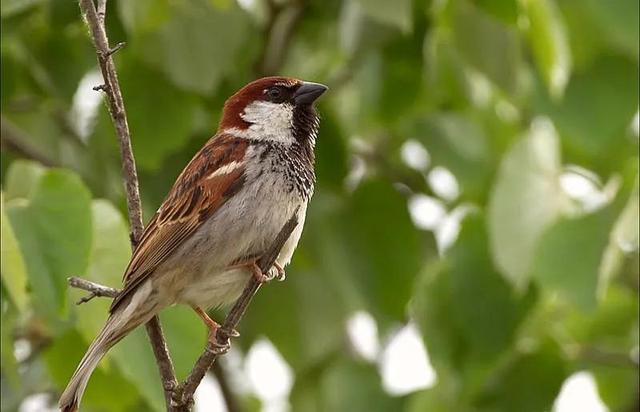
241 101 295 144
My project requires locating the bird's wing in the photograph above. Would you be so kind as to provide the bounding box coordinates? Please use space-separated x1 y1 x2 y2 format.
110 134 249 312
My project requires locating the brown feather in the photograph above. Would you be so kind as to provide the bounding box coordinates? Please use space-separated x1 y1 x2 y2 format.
110 134 248 312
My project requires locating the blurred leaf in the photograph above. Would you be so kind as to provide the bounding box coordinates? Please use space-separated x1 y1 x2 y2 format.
129 1 251 94
6 170 92 317
451 0 521 95
315 111 349 190
355 0 412 33
3 159 45 201
541 56 638 166
160 305 206 380
530 201 620 311
565 285 638 348
1 193 29 312
110 326 165 412
0 297 19 386
74 200 130 345
488 119 565 290
412 215 535 377
118 60 200 171
475 339 567 412
448 215 536 358
413 113 492 202
521 0 572 99
320 359 404 412
0 0 43 19
45 328 141 411
241 266 347 371
593 366 639 412
377 21 426 124
343 180 426 324
583 0 639 60
475 0 518 25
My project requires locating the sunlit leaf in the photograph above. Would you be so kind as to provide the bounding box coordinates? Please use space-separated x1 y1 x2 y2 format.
4 159 46 201
452 0 521 95
521 0 572 99
488 119 566 290
355 0 412 33
6 170 92 317
541 56 639 166
531 201 620 311
129 1 252 94
0 193 29 312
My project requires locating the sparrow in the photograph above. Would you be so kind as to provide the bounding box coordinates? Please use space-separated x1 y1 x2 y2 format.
59 77 327 411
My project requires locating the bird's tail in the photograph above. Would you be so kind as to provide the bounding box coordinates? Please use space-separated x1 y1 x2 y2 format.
58 293 155 412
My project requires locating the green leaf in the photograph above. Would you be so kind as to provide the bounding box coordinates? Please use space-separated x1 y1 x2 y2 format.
583 0 639 60
488 119 566 290
118 60 200 171
521 0 572 99
542 56 639 164
354 0 412 33
44 329 141 412
413 113 492 202
475 0 518 25
3 159 46 201
1 297 19 387
74 200 130 345
160 305 206 380
475 340 567 412
110 327 165 412
530 202 620 311
0 193 29 312
6 170 93 317
241 266 347 371
451 0 521 95
130 1 252 94
320 359 404 412
412 215 535 374
343 181 427 324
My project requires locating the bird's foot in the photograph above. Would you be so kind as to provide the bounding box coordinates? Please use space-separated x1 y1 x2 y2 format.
228 259 285 283
191 305 239 353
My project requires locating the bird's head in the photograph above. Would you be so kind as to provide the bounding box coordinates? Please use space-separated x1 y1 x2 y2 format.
219 77 327 145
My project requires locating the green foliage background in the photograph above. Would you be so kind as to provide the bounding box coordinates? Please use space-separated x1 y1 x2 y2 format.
1 0 638 411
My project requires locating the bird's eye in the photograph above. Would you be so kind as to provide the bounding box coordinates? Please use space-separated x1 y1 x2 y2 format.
267 87 284 102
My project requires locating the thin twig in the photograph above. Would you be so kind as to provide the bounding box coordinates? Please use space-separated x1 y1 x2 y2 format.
77 0 178 409
173 210 300 411
68 276 119 304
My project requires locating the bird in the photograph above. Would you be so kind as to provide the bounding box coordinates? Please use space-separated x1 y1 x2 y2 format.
58 76 327 412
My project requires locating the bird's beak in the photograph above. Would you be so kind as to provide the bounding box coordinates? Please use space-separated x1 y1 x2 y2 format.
293 82 328 105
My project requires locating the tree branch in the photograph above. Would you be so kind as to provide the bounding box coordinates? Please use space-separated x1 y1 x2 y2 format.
77 0 178 409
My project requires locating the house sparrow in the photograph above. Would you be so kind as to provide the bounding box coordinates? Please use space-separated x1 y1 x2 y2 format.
59 77 327 411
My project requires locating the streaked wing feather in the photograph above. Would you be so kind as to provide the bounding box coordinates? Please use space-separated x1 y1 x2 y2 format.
110 134 248 312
